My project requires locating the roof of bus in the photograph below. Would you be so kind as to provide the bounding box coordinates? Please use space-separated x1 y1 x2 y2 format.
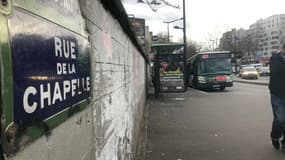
187 51 231 61
151 43 184 48
197 51 231 55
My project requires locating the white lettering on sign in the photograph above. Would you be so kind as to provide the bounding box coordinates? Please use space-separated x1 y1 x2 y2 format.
40 83 51 109
22 36 89 115
71 79 77 96
52 82 63 104
22 77 91 114
57 63 76 75
23 86 38 114
54 37 77 59
54 37 77 75
54 36 62 57
63 80 71 100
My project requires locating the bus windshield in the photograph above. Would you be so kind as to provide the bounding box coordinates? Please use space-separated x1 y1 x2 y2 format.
198 58 232 75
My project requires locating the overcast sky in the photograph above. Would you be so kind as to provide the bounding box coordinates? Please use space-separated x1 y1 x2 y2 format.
123 0 285 44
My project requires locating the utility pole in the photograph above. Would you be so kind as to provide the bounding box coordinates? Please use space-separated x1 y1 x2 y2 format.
166 23 169 42
182 0 187 92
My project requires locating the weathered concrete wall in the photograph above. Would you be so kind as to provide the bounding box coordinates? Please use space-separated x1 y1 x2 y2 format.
86 1 147 159
8 1 147 160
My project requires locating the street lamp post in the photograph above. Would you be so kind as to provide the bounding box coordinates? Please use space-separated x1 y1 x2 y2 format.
182 0 187 92
163 18 183 42
173 0 187 92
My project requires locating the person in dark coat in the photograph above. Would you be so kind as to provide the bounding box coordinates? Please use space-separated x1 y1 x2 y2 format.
269 43 285 150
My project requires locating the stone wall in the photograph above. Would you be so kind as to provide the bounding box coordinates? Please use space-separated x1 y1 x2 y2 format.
8 0 147 160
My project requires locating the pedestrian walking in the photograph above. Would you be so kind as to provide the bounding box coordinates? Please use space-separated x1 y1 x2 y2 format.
269 43 285 150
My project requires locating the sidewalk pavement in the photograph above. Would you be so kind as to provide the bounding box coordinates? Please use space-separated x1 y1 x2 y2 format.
146 86 285 160
233 75 269 86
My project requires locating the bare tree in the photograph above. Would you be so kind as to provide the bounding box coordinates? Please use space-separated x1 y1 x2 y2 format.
154 31 170 43
186 40 202 58
205 28 222 51
238 34 258 57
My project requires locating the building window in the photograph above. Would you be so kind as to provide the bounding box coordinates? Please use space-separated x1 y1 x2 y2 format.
271 41 278 45
272 36 279 39
272 45 280 49
264 52 268 56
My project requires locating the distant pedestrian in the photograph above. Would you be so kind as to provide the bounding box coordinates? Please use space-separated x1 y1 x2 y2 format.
269 43 285 150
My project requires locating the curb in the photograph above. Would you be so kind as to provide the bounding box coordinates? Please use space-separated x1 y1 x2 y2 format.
233 79 269 86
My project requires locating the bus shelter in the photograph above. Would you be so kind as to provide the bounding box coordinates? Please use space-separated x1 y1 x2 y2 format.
151 43 185 98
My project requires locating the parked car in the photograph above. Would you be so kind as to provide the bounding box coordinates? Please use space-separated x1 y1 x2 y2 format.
250 63 262 72
239 67 259 79
259 66 270 76
240 64 251 69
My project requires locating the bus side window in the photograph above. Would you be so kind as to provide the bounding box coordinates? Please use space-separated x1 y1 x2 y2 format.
187 64 192 74
193 62 198 75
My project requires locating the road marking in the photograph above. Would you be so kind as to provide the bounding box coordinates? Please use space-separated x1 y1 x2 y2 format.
188 88 208 95
171 98 185 101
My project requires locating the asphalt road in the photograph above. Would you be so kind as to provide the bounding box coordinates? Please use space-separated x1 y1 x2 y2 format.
147 83 285 160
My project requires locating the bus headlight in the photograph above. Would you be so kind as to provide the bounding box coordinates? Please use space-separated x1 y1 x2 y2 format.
226 75 233 82
198 76 206 84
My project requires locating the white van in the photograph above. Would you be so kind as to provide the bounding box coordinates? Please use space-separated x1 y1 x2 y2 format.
250 63 262 72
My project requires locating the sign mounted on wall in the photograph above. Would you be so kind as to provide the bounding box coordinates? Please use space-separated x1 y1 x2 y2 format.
9 9 91 123
0 0 90 156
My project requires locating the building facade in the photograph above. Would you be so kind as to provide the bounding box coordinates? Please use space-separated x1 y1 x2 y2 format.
251 14 285 61
219 28 248 53
221 14 285 65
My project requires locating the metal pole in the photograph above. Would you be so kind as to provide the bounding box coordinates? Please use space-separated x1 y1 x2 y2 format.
167 23 170 42
234 35 238 74
183 0 187 92
155 50 160 98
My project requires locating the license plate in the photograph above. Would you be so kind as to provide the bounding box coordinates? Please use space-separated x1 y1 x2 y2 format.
176 86 183 89
216 75 226 81
212 85 221 88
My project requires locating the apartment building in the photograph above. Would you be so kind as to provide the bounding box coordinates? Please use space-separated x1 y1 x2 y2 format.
249 14 285 63
220 28 247 51
220 14 285 64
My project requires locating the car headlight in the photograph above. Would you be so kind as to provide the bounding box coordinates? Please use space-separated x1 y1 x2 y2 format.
226 75 232 82
198 76 206 84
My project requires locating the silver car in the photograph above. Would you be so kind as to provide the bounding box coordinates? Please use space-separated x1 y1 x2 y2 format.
239 67 259 79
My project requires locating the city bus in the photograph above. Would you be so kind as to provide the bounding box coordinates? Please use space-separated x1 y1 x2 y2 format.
187 51 233 90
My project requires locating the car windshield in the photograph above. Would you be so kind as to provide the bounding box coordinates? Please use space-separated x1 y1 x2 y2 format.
262 67 269 71
244 67 256 71
198 58 232 75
